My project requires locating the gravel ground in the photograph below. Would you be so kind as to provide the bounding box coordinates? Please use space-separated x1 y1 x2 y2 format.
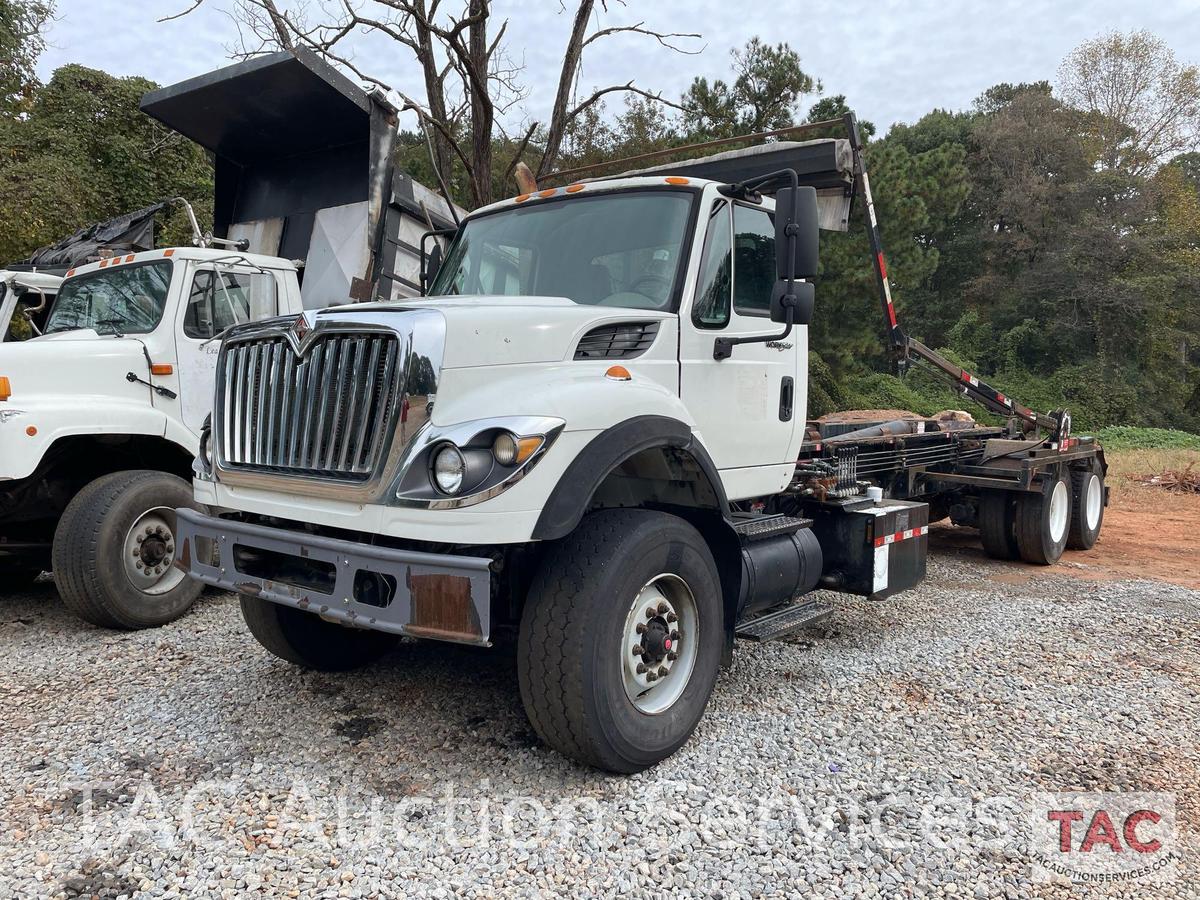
1 544 1197 899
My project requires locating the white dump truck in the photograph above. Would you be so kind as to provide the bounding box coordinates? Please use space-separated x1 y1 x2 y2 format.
177 115 1107 772
0 50 458 627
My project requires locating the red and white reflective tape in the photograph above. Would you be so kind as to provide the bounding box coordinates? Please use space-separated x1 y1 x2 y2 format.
873 525 929 548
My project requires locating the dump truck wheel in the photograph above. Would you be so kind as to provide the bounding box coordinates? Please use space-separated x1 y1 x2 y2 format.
52 470 204 629
517 509 723 773
1067 466 1104 551
1014 473 1072 565
978 491 1020 560
240 595 399 671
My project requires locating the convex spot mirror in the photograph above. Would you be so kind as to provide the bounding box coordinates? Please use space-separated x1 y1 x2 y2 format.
769 280 815 326
774 185 820 280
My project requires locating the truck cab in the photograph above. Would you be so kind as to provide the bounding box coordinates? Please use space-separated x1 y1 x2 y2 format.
0 270 62 342
0 247 306 623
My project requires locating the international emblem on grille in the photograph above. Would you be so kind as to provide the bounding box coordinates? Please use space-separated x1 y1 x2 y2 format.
289 312 312 350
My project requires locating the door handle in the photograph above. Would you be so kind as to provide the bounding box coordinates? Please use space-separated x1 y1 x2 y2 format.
779 376 794 422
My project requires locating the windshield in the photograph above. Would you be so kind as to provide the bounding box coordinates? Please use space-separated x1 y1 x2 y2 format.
45 261 173 336
430 190 694 310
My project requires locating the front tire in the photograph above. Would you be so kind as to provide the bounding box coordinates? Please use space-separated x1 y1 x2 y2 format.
52 470 204 628
240 595 399 671
1015 473 1072 565
517 509 724 773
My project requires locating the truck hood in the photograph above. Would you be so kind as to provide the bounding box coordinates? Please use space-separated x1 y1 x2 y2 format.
347 295 675 369
0 336 153 401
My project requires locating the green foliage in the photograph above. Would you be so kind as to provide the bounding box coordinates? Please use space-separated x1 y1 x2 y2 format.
0 64 213 261
0 0 51 114
1096 426 1200 450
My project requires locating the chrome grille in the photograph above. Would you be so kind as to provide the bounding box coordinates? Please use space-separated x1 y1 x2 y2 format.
220 333 401 480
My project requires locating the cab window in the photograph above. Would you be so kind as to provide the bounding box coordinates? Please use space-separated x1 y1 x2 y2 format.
692 201 732 329
184 268 278 339
732 204 776 316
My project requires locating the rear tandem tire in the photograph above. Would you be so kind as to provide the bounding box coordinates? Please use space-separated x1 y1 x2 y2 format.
1014 472 1072 566
1067 466 1105 550
517 509 724 773
240 595 400 672
978 491 1020 560
52 470 204 628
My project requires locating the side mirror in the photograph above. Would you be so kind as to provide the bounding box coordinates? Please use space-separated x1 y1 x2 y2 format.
422 243 444 295
774 186 820 280
770 280 815 326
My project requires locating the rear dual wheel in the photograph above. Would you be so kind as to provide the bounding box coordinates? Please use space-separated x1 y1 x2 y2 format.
1068 466 1104 550
1014 473 1072 566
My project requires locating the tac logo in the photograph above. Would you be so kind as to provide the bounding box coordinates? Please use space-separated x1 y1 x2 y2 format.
1031 792 1177 883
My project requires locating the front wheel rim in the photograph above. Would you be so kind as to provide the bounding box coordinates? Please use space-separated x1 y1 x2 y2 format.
621 574 699 715
123 506 185 596
1048 480 1069 544
1085 474 1102 531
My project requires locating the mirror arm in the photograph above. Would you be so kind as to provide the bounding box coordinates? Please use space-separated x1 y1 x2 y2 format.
713 300 795 361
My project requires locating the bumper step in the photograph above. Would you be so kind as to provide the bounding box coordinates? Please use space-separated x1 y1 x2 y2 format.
735 599 833 642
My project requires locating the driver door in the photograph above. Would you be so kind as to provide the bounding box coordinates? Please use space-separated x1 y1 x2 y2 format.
679 199 803 498
174 265 280 434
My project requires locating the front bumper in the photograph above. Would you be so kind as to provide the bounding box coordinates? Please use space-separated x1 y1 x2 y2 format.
175 508 493 645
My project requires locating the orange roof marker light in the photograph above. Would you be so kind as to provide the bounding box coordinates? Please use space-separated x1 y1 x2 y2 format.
665 176 690 185
605 365 632 382
150 364 174 376
565 183 586 193
0 376 11 400
124 254 135 263
538 188 557 198
515 193 531 203
163 249 175 257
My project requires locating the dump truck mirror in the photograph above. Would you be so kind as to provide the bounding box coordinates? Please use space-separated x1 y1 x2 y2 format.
423 243 444 295
770 280 815 326
774 186 819 280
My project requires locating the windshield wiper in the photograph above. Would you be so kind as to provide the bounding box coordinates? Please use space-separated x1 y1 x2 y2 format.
96 318 127 337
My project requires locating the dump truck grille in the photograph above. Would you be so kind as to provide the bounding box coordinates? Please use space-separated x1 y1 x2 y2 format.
219 333 402 480
574 321 659 360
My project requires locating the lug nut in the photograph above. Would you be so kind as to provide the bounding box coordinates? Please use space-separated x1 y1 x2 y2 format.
671 630 680 641
136 534 144 543
646 671 658 682
667 651 678 661
145 526 154 535
136 562 144 569
667 612 677 623
657 602 668 614
132 549 140 557
636 663 647 674
658 666 668 677
645 607 656 619
636 623 646 634
632 644 644 656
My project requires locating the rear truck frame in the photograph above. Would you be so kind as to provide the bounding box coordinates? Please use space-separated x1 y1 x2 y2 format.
176 112 1106 772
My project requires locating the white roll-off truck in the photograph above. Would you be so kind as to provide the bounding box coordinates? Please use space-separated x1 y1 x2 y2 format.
177 116 1108 772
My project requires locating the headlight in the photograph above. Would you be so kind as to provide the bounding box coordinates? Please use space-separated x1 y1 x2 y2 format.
432 444 466 494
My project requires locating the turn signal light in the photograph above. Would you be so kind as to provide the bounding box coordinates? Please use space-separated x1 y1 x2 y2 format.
0 376 10 401
150 364 174 376
605 365 632 381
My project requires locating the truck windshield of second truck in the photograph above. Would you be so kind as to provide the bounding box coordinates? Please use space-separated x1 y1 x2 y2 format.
430 190 694 311
44 261 173 337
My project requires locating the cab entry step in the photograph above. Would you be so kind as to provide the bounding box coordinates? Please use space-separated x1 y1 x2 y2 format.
734 599 833 642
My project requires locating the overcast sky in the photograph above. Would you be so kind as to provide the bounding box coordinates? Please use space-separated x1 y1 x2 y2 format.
35 1 1200 134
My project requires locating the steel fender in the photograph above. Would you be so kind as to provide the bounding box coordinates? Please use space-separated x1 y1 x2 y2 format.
431 363 694 433
532 415 729 541
0 398 171 480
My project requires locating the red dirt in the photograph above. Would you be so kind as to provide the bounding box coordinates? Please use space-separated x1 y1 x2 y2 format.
929 486 1200 590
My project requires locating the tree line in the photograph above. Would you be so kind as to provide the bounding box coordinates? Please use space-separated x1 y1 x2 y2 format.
2 1 1198 431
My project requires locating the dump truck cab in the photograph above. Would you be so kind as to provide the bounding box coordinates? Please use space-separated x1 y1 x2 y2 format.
1 270 62 342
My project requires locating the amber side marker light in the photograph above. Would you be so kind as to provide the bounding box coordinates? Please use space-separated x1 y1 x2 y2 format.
665 176 690 185
0 376 11 401
605 365 632 381
150 364 174 376
25 426 37 437
566 184 586 193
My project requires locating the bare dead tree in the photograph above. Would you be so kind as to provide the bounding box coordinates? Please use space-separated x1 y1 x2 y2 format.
161 0 700 207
